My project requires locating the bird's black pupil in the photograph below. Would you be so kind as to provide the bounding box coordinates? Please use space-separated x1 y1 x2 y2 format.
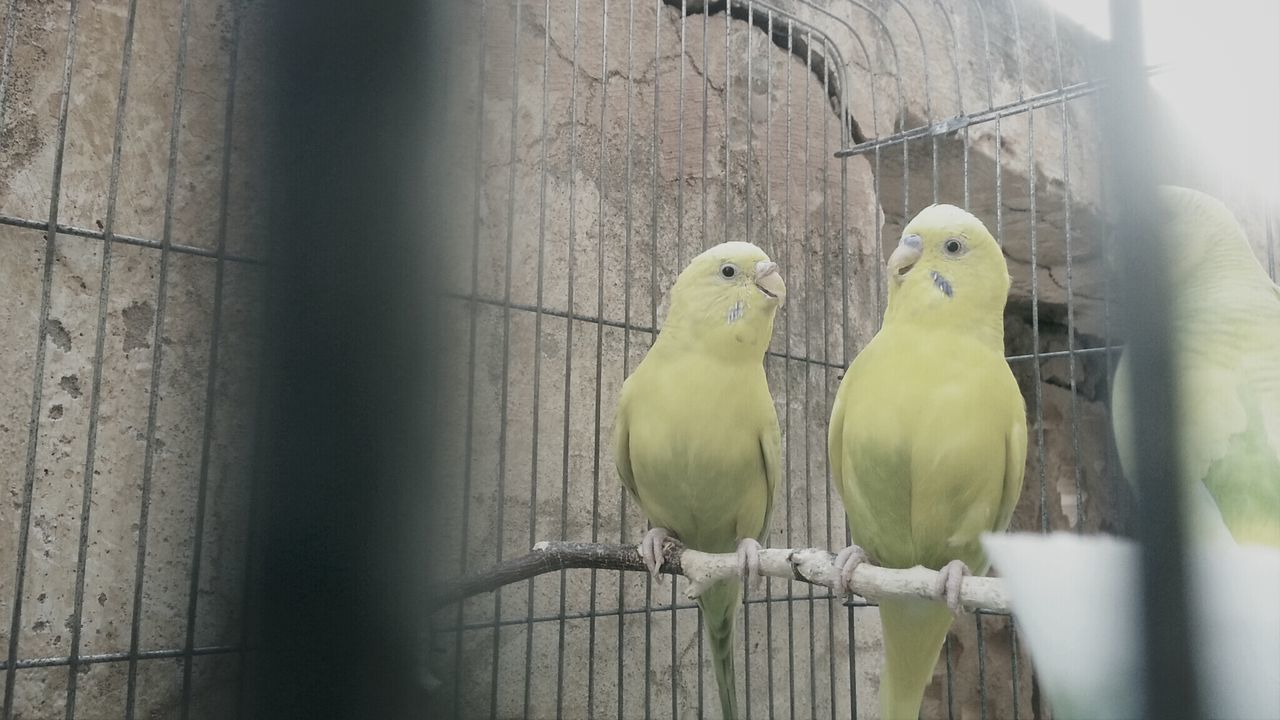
722 266 735 277
946 240 961 253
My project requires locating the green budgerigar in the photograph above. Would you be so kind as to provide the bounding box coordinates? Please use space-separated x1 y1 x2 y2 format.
614 241 786 719
1111 186 1280 547
828 205 1028 719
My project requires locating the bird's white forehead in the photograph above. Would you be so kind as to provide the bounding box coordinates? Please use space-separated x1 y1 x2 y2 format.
693 240 770 265
905 203 986 237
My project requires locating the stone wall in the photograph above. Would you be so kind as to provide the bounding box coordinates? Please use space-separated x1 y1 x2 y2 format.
0 0 267 716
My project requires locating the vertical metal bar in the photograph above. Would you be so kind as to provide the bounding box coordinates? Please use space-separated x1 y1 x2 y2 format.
1027 110 1048 535
617 5 635 717
943 637 955 720
698 0 709 690
644 6 659 716
994 116 1003 251
677 0 686 271
675 4 686 712
700 3 708 256
873 149 882 315
837 35 857 720
741 7 754 718
452 2 489 715
1010 617 1021 720
931 130 939 203
802 31 817 720
1105 3 1201 718
820 39 837 720
723 0 731 247
555 4 580 716
490 2 523 716
179 0 245 714
1006 0 1026 102
763 12 778 717
523 1 553 714
124 0 190 713
975 614 988 720
745 1 753 246
62 0 140 714
2 1 80 715
586 1 610 713
1049 13 1086 532
783 20 797 720
848 605 857 720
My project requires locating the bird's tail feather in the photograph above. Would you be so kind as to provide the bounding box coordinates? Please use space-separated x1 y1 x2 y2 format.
878 597 955 720
698 579 741 720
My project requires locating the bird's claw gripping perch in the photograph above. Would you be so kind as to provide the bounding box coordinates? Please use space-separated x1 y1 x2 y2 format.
638 527 678 581
736 537 764 589
834 544 869 596
934 559 972 613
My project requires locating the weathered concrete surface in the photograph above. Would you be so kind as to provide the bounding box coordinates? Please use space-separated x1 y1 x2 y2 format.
0 0 266 716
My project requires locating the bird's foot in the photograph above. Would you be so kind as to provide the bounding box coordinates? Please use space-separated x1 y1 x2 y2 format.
736 537 764 588
934 559 972 613
639 527 678 581
833 544 869 595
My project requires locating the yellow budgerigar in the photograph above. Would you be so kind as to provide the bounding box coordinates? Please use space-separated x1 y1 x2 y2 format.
828 205 1028 719
1111 186 1280 547
614 241 786 719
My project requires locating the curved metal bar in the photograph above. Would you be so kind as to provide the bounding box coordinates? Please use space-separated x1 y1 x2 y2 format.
931 0 966 116
1049 1 1068 91
886 0 933 122
757 0 885 144
831 0 907 132
783 0 881 141
969 0 996 109
829 0 910 218
1006 0 1027 100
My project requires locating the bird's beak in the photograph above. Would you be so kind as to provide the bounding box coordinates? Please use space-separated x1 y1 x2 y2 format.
888 234 923 284
754 260 786 307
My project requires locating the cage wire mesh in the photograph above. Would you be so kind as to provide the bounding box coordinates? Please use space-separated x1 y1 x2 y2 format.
0 0 1277 719
424 0 1277 719
0 0 265 717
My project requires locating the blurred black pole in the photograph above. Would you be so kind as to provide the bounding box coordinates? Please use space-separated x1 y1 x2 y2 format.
247 1 451 718
1103 3 1201 719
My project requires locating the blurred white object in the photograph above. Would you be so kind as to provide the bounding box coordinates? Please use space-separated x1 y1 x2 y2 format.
983 532 1280 720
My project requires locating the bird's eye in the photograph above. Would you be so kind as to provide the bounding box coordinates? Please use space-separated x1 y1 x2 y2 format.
720 264 738 278
944 238 963 255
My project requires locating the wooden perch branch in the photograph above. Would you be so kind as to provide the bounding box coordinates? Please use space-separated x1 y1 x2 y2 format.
430 541 1010 614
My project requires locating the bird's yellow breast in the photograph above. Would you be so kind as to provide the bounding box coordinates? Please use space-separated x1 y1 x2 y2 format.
834 324 1021 571
622 354 773 552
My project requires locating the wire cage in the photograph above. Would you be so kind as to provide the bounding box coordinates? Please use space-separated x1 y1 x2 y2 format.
1 0 1277 719
422 0 1278 719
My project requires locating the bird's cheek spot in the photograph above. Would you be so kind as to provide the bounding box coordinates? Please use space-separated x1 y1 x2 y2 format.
931 271 954 298
726 300 744 325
